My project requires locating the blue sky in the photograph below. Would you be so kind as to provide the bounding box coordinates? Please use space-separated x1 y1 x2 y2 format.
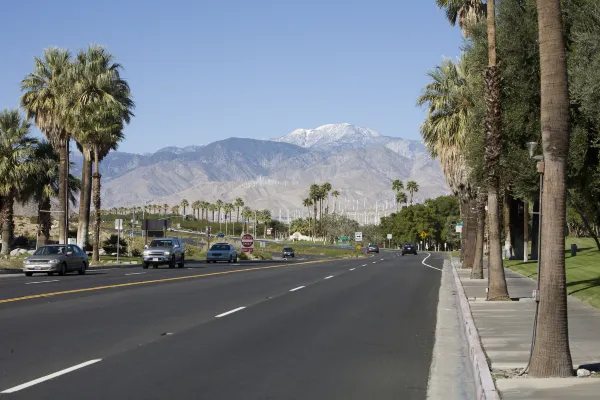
1 0 463 154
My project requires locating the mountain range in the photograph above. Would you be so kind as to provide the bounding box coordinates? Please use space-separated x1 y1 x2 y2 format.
61 123 450 220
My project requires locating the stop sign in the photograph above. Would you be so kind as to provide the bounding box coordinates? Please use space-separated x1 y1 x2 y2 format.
241 234 254 248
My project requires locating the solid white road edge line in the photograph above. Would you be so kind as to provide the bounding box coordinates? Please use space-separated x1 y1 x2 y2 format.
422 253 442 271
324 275 334 280
215 306 246 318
125 272 146 276
1 359 102 394
24 280 59 285
289 286 305 292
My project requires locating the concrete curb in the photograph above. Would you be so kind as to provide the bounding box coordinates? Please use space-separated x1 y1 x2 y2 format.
450 258 501 400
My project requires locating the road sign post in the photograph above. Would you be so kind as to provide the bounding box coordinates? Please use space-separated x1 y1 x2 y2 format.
354 232 362 242
115 219 123 265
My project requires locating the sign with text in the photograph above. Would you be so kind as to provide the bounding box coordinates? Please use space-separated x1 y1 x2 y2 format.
115 219 123 231
387 234 392 239
354 232 363 242
241 233 254 253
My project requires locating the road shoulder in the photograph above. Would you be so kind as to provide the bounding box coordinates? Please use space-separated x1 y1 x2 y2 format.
427 258 475 400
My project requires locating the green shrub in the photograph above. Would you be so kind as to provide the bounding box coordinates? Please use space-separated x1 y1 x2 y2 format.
252 251 272 260
184 244 204 258
238 251 249 260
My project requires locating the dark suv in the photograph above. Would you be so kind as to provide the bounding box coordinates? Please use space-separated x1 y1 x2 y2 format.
366 244 379 254
282 247 295 258
401 243 417 256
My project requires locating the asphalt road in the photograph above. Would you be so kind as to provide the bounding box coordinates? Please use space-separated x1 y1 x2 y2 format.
0 251 444 399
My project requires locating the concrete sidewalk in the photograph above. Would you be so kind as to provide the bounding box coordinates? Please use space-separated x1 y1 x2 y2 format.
453 258 600 399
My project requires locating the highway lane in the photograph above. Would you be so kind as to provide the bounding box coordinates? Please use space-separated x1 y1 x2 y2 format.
0 252 444 399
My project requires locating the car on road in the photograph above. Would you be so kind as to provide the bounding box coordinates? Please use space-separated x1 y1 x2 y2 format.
206 243 238 263
143 237 185 269
23 244 88 276
401 243 418 256
282 247 295 258
366 244 380 254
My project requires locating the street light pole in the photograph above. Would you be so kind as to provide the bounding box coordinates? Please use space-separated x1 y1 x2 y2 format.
520 141 544 376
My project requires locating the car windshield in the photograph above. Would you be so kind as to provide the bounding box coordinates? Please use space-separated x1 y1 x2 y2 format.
283 248 293 251
34 246 66 255
150 240 173 248
404 243 413 247
210 244 230 251
368 244 376 247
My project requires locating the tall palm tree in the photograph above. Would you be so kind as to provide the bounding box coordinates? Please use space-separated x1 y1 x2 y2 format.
234 198 244 234
163 204 168 215
215 199 224 229
68 45 133 261
180 199 189 216
171 205 179 215
309 184 320 238
25 141 80 246
21 47 73 244
321 182 332 214
241 206 252 234
435 0 486 38
192 201 201 219
395 192 408 211
391 179 405 212
209 204 217 223
528 0 573 378
0 110 37 254
331 190 340 213
303 198 313 237
406 181 419 205
262 209 272 238
417 57 478 269
224 203 234 235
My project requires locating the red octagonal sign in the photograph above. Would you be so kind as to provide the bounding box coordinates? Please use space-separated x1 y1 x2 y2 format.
241 234 254 248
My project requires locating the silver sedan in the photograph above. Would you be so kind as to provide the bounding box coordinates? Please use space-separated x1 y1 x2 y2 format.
23 244 88 276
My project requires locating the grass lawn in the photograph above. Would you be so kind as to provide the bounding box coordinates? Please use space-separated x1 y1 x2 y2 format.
505 237 600 309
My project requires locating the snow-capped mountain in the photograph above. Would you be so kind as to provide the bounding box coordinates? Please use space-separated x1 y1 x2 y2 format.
273 123 426 158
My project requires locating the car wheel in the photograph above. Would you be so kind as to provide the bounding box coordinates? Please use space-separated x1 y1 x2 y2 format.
78 262 86 275
47 272 54 276
234 256 238 263
228 256 232 263
58 263 67 276
142 263 149 269
169 256 176 269
153 264 159 269
178 256 184 268
25 272 33 277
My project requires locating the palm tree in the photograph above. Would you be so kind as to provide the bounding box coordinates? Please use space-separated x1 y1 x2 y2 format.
215 199 224 230
331 190 340 213
435 0 508 299
392 179 405 212
234 198 244 234
163 204 168 215
303 198 313 237
406 181 419 205
208 204 216 223
26 141 81 246
171 205 180 215
435 0 486 38
68 45 133 262
395 192 408 211
180 199 189 216
21 47 73 244
0 110 37 254
309 184 320 238
224 203 234 235
322 182 332 214
528 0 573 378
417 57 478 269
192 201 201 219
241 206 252 234
262 209 272 238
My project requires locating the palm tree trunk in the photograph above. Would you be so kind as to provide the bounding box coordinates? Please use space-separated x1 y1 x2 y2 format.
92 147 102 263
484 0 509 301
463 197 478 269
57 139 68 244
503 186 513 259
1 193 14 255
471 193 486 279
529 0 573 378
77 148 93 249
38 197 52 246
313 202 317 239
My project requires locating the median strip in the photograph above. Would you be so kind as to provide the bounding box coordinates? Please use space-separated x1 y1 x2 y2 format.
0 259 335 304
1 359 102 394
